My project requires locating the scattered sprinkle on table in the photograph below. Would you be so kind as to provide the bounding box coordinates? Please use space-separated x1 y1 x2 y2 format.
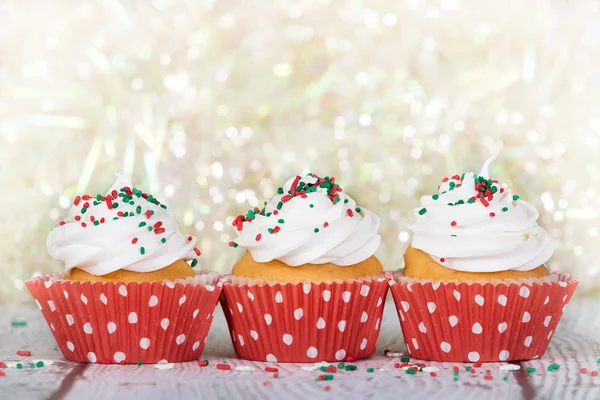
154 363 174 370
198 360 209 367
264 367 278 373
16 350 31 357
384 350 404 357
10 321 27 327
499 364 521 371
526 367 536 373
235 366 255 372
216 363 231 370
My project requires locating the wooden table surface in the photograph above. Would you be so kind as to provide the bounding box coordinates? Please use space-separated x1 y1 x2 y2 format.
1 298 599 400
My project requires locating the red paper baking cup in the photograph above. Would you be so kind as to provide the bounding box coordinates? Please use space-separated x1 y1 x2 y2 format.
25 272 222 364
389 272 578 362
221 273 390 363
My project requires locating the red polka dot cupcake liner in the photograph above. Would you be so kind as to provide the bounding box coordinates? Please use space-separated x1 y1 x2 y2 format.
25 272 222 364
389 272 578 362
221 273 390 363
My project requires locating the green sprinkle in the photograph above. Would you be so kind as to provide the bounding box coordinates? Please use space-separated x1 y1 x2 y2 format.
112 203 118 208
309 204 314 208
432 194 439 200
223 360 227 363
277 188 283 194
502 207 509 212
503 376 508 381
466 366 472 371
400 357 410 362
137 361 142 366
278 219 284 223
513 195 520 201
406 369 416 375
161 238 166 244
344 199 349 204
526 367 536 373
268 228 274 234
123 212 129 217
456 200 464 205
191 259 198 268
140 247 145 255
418 208 427 215
447 203 453 206
93 220 100 226
160 204 167 209
11 321 27 327
231 242 238 248
81 207 87 214
337 363 345 369
136 206 142 214
320 366 327 372
467 198 475 203
148 226 153 231
129 201 134 205
36 361 44 367
139 222 146 227
276 202 283 210
367 368 374 373
453 376 458 381
355 207 361 213
113 217 119 220
29 363 35 368
314 228 319 233
16 363 22 369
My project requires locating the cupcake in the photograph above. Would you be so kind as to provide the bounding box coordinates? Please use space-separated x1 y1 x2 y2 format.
389 157 578 362
26 174 222 364
221 173 389 362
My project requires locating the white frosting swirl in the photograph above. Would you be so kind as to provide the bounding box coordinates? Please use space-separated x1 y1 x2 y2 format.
409 157 553 272
47 174 200 276
233 173 381 266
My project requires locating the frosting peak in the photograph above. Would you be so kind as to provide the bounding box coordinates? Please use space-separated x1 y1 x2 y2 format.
231 173 381 266
409 157 553 273
47 175 201 276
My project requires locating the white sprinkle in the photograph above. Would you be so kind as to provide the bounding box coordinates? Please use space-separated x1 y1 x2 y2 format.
235 366 255 372
301 366 319 371
422 366 439 372
154 363 175 370
500 364 521 371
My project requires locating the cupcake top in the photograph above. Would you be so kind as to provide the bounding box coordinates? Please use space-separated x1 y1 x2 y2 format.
230 173 381 266
47 174 201 276
409 157 553 273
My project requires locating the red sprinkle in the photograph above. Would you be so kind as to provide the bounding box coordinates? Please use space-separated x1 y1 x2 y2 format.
347 209 354 217
442 177 449 182
198 360 208 367
581 368 589 374
324 222 329 228
216 363 231 370
450 221 457 227
256 233 262 241
0 362 6 368
273 373 278 378
75 216 81 221
324 385 331 391
154 228 166 234
394 363 400 368
273 210 279 215
265 367 278 372
318 375 325 381
82 195 91 200
59 221 66 226
194 248 201 256
473 361 482 368
0 371 5 377
263 381 270 387
347 356 356 363
453 366 459 372
471 368 477 374
500 188 505 193
100 217 105 223
145 210 152 219
480 198 490 207
272 226 281 234
484 375 493 381
117 211 124 217
430 372 437 377
440 258 445 262
90 216 95 222
400 362 409 368
188 236 193 241
154 221 163 228
281 195 292 203
83 202 90 209
132 238 138 244
16 350 31 357
592 371 598 377
81 222 87 228
489 212 496 217
74 196 81 206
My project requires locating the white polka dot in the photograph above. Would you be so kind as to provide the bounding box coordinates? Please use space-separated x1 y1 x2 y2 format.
522 311 531 323
562 294 568 302
361 338 369 350
250 330 258 340
244 291 254 302
193 309 199 319
128 312 138 324
399 310 405 321
548 330 553 340
472 323 483 334
294 308 304 320
519 286 530 298
236 302 243 313
83 322 93 334
544 296 550 305
100 293 108 305
474 294 485 306
338 320 346 332
140 338 151 349
266 354 277 362
282 334 293 345
427 302 436 313
34 299 42 310
563 304 567 313
47 300 56 312
193 341 200 351
342 291 351 303
63 290 69 299
316 318 326 329
499 350 510 361
107 322 117 334
231 330 236 341
322 290 331 302
205 285 215 292
119 285 128 297
453 290 461 301
418 322 427 333
448 315 458 327
66 314 74 326
148 296 158 307
275 291 283 303
114 352 126 363
376 297 383 307
497 295 507 306
66 341 74 351
468 351 480 362
207 312 212 320
360 285 370 296
87 352 97 363
400 301 410 312
524 336 533 347
307 347 318 359
335 349 346 360
229 308 233 315
544 316 552 327
161 318 170 330
165 281 175 289
80 294 88 304
360 311 368 323
44 281 53 288
375 318 380 330
51 323 55 331
440 341 451 353
264 314 272 325
179 295 186 306
237 335 244 346
498 322 508 333
407 284 412 292
559 281 567 287
303 283 311 294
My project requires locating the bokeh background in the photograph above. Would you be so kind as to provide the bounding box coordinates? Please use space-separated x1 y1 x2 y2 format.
1 0 599 303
